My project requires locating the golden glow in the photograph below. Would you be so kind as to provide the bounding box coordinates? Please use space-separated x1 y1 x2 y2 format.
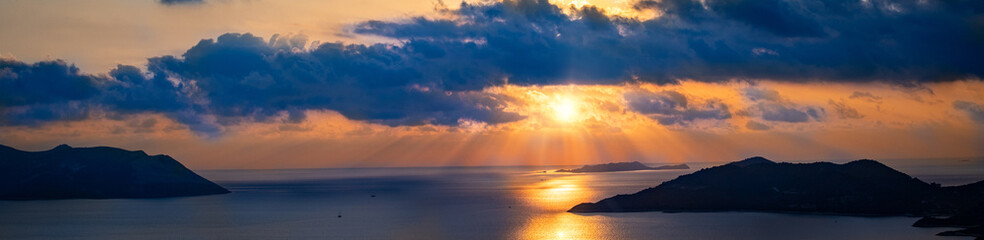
521 175 595 211
515 174 606 240
557 0 659 20
516 213 604 240
2 80 982 169
565 0 591 9
551 96 581 124
490 84 642 130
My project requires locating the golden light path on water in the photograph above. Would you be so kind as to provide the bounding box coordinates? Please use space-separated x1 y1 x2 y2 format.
514 173 612 239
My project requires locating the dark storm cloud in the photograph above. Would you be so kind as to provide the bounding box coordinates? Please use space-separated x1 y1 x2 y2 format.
3 0 983 133
0 59 101 107
1 33 524 134
638 0 827 38
356 0 984 84
143 33 523 127
624 90 731 125
0 59 103 126
104 64 187 113
353 0 641 87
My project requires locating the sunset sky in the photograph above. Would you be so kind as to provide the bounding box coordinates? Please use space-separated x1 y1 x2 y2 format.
1 0 982 169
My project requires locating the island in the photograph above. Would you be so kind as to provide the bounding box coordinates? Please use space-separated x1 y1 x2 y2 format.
568 156 984 239
556 161 689 173
0 144 230 200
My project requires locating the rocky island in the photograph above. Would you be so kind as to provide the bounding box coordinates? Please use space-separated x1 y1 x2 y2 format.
556 161 689 173
0 144 229 200
569 157 984 239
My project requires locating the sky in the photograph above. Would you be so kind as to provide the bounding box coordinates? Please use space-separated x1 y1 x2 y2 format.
1 0 982 169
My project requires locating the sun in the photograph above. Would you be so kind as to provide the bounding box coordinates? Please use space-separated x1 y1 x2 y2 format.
552 97 581 123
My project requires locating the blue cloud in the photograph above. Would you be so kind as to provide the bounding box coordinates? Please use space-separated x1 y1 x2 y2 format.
742 88 825 123
954 100 984 124
640 0 826 37
357 0 984 83
757 103 812 123
0 59 101 107
3 0 982 133
159 0 203 5
624 90 731 125
2 32 525 133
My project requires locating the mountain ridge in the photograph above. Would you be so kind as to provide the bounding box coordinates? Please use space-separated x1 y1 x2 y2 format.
0 144 229 200
567 157 984 239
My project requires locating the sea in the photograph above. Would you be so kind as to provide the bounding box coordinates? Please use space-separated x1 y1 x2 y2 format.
2 158 982 239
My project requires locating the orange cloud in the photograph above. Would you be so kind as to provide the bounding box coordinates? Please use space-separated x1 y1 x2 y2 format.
2 80 982 169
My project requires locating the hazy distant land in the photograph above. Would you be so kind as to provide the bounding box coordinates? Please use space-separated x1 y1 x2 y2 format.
556 161 690 173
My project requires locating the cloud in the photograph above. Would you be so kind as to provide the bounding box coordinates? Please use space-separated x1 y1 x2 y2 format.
953 100 984 124
0 102 92 126
745 120 771 130
154 33 522 127
0 59 103 126
828 99 865 119
849 91 883 103
356 0 984 84
640 0 827 38
742 87 825 123
119 117 160 134
743 88 784 102
159 0 203 5
0 59 101 107
103 64 187 113
624 90 731 125
0 34 525 134
756 103 812 122
3 0 983 134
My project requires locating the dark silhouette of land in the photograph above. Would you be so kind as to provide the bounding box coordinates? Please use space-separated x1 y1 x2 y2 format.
556 161 689 173
0 144 229 200
569 157 984 239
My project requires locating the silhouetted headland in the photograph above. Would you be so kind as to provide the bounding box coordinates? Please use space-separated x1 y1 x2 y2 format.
569 156 984 238
556 161 689 173
0 144 229 200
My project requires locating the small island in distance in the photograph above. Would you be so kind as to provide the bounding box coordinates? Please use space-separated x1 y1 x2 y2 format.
0 144 229 200
556 161 689 173
569 156 984 239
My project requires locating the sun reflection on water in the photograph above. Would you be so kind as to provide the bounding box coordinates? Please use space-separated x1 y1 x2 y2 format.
515 174 610 239
518 212 610 240
523 175 595 211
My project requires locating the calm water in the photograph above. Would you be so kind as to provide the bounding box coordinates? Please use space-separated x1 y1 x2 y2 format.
1 158 982 239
